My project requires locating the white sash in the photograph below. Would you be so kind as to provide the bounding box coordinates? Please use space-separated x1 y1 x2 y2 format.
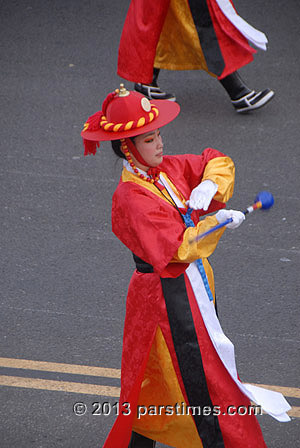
186 262 291 422
215 0 268 50
159 173 185 208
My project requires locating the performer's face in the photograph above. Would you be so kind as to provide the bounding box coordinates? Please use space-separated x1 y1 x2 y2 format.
132 129 163 170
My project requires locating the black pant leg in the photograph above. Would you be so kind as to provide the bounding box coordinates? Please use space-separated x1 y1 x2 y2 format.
219 71 251 100
128 431 156 448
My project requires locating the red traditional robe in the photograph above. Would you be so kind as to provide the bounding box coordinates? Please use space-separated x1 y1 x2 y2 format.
103 150 270 448
118 0 258 84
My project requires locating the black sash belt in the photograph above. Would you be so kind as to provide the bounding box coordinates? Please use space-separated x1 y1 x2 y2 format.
132 253 154 273
161 275 225 448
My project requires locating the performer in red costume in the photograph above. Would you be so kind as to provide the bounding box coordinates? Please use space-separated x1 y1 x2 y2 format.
118 0 274 112
81 85 290 448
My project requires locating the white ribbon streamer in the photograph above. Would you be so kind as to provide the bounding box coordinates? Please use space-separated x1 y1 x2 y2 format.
186 262 291 422
159 174 185 208
215 0 268 50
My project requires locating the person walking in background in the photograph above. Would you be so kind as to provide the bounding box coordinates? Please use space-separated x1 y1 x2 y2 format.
118 0 274 112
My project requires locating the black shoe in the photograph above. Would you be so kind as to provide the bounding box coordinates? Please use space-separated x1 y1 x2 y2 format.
134 83 176 101
232 89 275 113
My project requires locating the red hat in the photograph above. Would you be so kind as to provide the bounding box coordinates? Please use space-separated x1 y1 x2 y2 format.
81 84 180 156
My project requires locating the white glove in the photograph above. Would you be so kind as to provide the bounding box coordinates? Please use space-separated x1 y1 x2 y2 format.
215 209 245 229
187 180 218 211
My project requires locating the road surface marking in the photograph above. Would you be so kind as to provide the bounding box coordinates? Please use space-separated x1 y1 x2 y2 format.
0 357 120 378
249 383 300 399
0 375 121 397
0 357 299 418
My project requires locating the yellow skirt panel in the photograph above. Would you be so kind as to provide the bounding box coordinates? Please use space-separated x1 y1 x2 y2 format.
154 0 211 73
133 326 203 447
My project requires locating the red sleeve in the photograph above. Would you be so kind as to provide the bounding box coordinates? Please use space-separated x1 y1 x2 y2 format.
161 148 227 191
160 149 229 216
112 182 187 275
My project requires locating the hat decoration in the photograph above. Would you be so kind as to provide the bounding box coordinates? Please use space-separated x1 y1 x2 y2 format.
82 85 160 156
81 84 180 156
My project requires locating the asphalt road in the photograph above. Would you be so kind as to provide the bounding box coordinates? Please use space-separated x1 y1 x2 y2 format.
0 1 299 447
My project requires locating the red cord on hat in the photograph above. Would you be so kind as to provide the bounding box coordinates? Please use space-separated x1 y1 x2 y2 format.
82 91 117 156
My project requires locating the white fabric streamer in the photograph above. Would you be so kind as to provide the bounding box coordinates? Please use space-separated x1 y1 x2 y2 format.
186 262 291 422
159 174 185 208
215 0 268 50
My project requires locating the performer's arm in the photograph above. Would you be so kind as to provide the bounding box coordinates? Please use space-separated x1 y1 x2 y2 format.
172 215 225 262
200 156 235 203
168 151 235 210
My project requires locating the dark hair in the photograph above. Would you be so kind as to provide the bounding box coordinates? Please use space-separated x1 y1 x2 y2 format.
111 137 135 160
111 139 125 159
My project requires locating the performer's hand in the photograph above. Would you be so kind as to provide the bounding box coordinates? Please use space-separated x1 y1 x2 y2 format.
187 180 218 211
215 209 245 229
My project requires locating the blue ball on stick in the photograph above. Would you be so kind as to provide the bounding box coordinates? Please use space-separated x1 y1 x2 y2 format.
254 191 274 210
